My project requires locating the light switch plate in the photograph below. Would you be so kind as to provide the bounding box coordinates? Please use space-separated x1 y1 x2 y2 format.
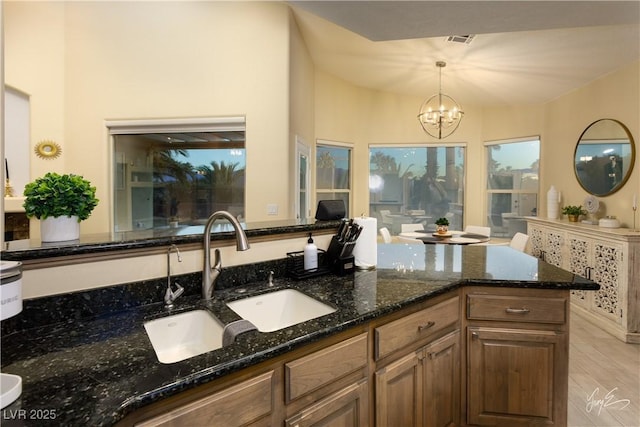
267 204 278 215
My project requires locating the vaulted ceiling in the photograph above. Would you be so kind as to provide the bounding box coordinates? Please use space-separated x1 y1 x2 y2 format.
289 1 640 107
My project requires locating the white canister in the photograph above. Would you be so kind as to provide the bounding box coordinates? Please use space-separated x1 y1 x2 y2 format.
547 185 559 219
0 261 24 409
0 261 22 320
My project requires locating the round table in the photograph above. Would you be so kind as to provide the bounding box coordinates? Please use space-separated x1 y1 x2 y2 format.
413 231 490 245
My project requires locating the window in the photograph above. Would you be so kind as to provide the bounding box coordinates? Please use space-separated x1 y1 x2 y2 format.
316 142 352 217
109 118 245 232
369 145 465 233
485 137 540 237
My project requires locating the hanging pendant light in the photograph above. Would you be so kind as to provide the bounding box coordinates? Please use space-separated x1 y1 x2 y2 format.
417 61 464 139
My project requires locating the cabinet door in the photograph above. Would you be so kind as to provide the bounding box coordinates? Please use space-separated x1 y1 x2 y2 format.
566 233 592 309
423 330 460 427
136 371 274 427
375 351 422 427
467 327 566 426
528 224 545 259
543 228 565 267
590 239 624 322
285 379 368 427
529 224 565 267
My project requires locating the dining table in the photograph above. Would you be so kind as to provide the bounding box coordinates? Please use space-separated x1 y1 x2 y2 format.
398 229 490 245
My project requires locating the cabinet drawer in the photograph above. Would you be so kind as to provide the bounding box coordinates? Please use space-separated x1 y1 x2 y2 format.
137 370 274 427
375 296 459 360
467 294 566 324
285 333 368 402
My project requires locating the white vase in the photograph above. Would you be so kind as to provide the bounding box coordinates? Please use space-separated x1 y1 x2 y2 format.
40 216 80 242
547 186 559 219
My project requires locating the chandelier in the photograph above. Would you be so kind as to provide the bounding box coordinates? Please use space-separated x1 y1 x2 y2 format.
417 61 464 139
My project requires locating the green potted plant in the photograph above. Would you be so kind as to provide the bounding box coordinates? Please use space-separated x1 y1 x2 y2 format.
23 172 99 242
435 217 450 234
561 205 586 222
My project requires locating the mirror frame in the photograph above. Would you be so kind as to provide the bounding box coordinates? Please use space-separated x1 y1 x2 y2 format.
573 118 636 197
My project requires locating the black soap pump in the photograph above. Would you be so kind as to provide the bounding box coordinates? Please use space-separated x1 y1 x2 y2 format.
303 233 318 271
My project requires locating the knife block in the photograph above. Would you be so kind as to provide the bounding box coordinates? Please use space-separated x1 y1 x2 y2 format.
326 236 356 275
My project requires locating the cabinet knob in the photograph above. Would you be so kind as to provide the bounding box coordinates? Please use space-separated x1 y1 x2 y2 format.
418 321 436 332
471 331 479 339
505 307 530 315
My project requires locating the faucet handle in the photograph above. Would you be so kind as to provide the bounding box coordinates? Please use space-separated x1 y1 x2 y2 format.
173 283 185 299
268 271 274 287
164 283 185 307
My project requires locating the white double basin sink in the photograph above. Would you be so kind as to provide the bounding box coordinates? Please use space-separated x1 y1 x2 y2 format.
144 289 336 364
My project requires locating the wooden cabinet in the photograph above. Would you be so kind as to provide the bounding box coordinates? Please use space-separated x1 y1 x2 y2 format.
463 287 569 427
136 370 275 427
123 288 577 427
131 332 370 427
285 379 368 427
424 331 460 427
374 296 460 427
285 333 369 427
527 217 640 343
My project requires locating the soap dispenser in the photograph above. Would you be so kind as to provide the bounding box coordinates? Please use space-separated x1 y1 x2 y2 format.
303 233 318 271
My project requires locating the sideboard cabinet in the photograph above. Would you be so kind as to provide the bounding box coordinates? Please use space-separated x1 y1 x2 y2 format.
526 217 640 343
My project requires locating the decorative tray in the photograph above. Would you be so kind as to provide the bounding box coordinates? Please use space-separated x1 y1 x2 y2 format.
432 231 454 237
286 249 331 280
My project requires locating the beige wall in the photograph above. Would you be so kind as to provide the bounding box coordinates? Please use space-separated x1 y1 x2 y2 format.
314 63 640 228
5 1 292 236
482 62 640 227
288 8 315 218
6 2 638 234
314 69 507 227
542 61 639 227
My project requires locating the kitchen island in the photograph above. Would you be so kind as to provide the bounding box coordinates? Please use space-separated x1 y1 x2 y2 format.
1 244 597 426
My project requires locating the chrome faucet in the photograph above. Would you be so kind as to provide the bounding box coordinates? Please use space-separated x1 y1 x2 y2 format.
202 211 250 300
165 244 184 308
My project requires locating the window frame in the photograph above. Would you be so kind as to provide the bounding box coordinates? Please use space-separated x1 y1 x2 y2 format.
484 136 540 236
368 143 466 232
315 140 353 217
107 117 246 232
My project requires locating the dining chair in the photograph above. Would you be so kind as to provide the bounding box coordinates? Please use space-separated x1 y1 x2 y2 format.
509 232 529 252
379 227 392 243
401 223 424 233
464 225 491 237
397 236 422 244
379 210 393 226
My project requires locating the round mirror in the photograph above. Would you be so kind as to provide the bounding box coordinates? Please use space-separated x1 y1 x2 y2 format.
574 119 635 197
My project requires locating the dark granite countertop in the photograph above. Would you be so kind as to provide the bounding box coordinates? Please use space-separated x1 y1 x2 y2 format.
1 244 597 426
1 219 342 261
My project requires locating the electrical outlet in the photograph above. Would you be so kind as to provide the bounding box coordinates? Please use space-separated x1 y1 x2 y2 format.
267 204 278 215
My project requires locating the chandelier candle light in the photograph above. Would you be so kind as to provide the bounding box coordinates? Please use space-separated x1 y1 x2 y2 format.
417 61 464 139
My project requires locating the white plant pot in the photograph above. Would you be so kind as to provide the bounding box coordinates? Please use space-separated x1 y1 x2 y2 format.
40 216 80 242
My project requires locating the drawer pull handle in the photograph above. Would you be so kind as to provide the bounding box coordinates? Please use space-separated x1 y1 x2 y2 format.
505 307 530 314
418 321 436 332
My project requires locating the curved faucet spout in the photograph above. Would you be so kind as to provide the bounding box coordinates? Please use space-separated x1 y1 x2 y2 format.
203 211 250 300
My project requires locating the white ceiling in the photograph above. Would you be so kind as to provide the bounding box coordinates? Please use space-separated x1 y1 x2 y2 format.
289 1 640 107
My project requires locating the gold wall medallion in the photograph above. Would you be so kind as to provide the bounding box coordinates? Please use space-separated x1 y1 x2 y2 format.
34 140 62 159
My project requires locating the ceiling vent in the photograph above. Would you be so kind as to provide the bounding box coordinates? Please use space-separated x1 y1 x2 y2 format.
446 35 475 45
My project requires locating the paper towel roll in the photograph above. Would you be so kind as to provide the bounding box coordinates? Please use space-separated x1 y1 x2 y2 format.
353 217 377 269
